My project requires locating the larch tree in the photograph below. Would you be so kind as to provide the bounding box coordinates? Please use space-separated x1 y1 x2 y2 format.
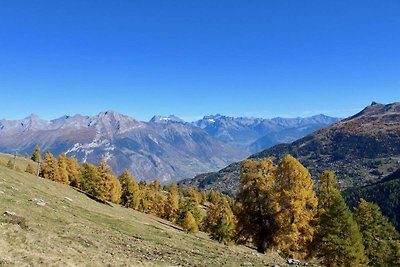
203 196 236 244
67 157 81 188
57 153 70 184
274 155 318 260
79 163 98 195
6 159 13 169
315 170 368 267
31 146 41 163
165 182 180 222
182 211 199 234
236 158 279 253
94 159 121 203
354 199 400 266
177 192 203 228
40 151 61 182
25 163 36 174
119 169 140 210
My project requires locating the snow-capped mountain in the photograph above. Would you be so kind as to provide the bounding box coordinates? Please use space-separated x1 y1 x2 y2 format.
0 111 246 182
193 114 340 153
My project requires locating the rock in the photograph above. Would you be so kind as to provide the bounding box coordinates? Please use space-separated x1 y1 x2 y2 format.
287 258 302 265
33 198 46 206
3 211 17 217
0 190 4 194
64 197 73 202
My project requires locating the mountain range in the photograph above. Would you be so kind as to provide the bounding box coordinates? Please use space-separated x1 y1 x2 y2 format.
194 114 339 153
0 111 338 183
180 102 400 195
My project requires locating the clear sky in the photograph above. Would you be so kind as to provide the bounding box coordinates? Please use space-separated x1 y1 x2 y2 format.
0 1 399 121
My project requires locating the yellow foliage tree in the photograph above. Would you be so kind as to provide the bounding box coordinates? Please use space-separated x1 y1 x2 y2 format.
57 153 70 184
236 158 279 252
25 163 36 175
67 157 81 188
165 182 180 222
94 159 121 203
182 211 198 234
41 151 61 182
119 169 140 210
203 196 236 244
274 155 318 259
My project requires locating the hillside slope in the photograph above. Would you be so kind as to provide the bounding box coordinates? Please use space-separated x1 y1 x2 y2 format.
344 168 400 231
181 102 400 195
0 166 288 266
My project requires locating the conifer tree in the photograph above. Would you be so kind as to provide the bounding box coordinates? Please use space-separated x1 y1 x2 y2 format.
177 192 203 227
354 199 400 266
274 155 318 259
182 211 198 234
94 159 121 203
152 193 167 217
31 146 41 162
67 157 81 188
165 182 180 222
152 179 162 192
119 170 140 210
315 170 368 267
25 163 36 174
79 163 98 195
40 151 61 182
203 196 236 244
236 158 279 253
6 159 13 169
57 153 70 184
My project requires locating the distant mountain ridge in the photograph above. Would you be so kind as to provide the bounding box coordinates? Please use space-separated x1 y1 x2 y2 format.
180 102 400 196
193 114 340 153
0 111 246 183
0 111 339 184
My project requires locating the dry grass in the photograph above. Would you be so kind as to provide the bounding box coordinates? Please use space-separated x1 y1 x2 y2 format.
0 165 288 267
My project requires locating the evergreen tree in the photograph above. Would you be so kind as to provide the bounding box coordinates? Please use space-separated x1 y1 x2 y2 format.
40 151 61 182
57 153 70 184
25 163 36 174
6 159 13 169
354 199 400 266
182 211 198 234
203 196 236 244
67 157 81 188
315 170 368 267
236 158 278 253
119 170 140 210
31 146 41 162
274 155 318 259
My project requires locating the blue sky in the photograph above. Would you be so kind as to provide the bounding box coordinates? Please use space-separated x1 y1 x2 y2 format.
0 1 399 121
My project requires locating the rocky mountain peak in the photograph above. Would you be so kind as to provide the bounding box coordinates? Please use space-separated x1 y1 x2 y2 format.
149 115 185 124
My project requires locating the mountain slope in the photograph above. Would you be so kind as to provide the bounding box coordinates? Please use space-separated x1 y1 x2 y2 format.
181 102 400 195
194 114 340 153
0 111 246 183
0 166 289 266
344 168 400 231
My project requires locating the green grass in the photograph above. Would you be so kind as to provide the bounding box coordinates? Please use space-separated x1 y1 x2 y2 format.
0 165 288 267
0 153 38 173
